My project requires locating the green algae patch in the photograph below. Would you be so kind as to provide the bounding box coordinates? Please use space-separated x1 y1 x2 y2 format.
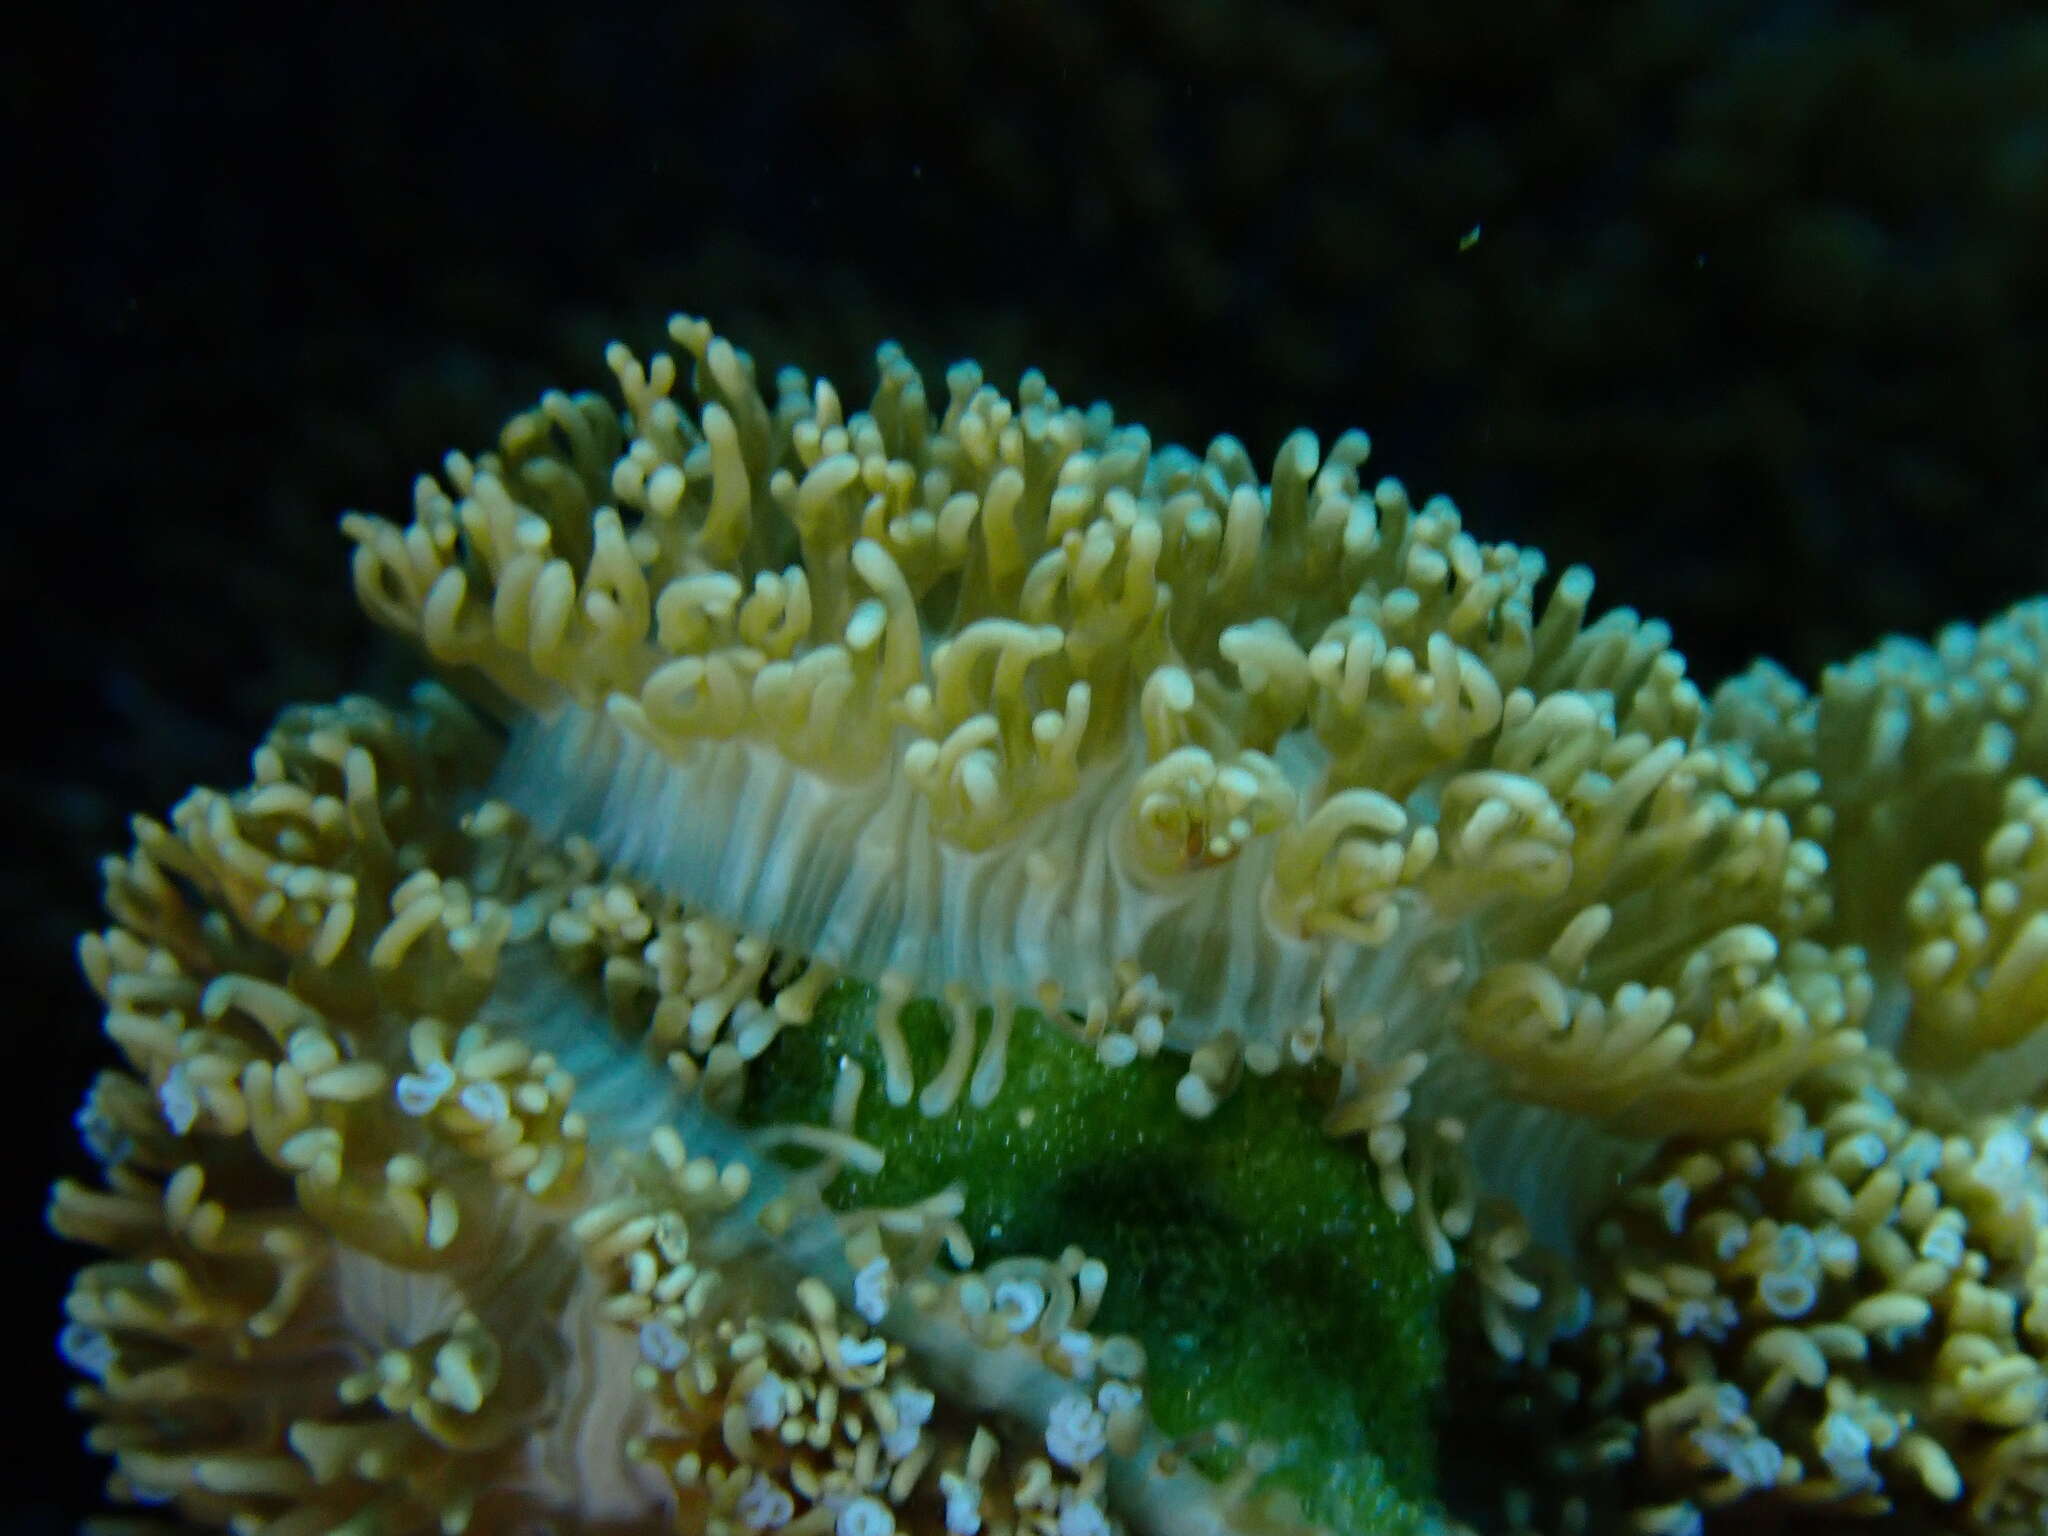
743 979 1448 1534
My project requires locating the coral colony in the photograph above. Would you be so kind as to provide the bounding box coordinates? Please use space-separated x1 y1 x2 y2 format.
52 314 2048 1534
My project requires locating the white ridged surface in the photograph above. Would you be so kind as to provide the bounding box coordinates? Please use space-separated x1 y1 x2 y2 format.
331 1240 673 1525
497 704 1649 1246
500 705 1360 1051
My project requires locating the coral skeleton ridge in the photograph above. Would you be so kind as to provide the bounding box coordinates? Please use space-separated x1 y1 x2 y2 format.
50 312 2048 1535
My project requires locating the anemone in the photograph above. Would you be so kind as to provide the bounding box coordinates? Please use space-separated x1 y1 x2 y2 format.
1472 601 2048 1535
53 690 1210 1535
344 315 1856 1257
50 312 2048 1535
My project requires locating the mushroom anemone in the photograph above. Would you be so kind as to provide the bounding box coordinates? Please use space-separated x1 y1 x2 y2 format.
49 312 2048 1535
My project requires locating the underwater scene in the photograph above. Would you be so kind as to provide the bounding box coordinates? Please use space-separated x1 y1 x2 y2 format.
17 4 2048 1534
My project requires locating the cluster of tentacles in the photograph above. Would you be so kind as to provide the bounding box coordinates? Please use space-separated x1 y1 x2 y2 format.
51 313 2048 1534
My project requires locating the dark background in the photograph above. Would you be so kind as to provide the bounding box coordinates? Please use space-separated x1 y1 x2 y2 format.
9 2 2046 1529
